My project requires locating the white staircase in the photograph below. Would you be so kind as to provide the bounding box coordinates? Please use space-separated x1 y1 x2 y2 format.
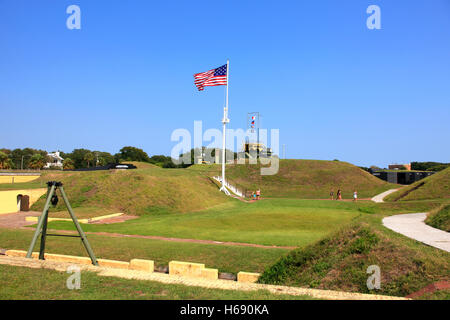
213 176 245 198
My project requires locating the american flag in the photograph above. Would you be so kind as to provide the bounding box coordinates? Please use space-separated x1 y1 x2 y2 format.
194 64 227 91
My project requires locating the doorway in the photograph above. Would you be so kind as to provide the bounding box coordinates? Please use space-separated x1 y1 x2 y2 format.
17 194 30 211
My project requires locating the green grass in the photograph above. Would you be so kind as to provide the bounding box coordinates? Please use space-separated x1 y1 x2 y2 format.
425 204 450 232
0 228 288 274
0 264 316 300
1 197 448 299
257 210 450 298
195 159 397 199
385 167 450 201
42 199 364 247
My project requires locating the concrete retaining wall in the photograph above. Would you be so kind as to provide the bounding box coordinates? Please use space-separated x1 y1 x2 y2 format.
237 271 261 283
4 250 257 283
0 188 47 215
169 261 219 280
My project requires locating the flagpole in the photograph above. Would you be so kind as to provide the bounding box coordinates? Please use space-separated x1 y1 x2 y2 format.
220 59 230 193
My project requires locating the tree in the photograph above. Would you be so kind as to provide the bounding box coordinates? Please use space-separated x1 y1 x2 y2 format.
28 154 45 169
67 149 92 168
411 161 450 172
148 155 177 168
93 151 115 166
7 148 47 169
119 146 150 162
0 151 13 169
63 158 75 170
84 152 94 168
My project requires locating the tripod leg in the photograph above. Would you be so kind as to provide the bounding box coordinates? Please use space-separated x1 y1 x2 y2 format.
26 185 55 259
59 186 98 266
39 207 49 260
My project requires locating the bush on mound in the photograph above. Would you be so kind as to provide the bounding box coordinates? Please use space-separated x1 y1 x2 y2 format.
258 223 450 297
426 205 450 232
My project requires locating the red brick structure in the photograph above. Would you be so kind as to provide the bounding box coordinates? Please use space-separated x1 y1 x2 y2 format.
388 163 411 171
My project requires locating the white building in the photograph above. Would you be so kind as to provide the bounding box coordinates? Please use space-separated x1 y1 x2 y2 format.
44 151 64 169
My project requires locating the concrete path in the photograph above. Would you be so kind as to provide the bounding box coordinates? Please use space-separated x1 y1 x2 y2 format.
383 213 450 252
0 255 407 300
371 189 399 203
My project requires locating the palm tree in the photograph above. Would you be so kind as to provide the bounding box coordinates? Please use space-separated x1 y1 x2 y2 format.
28 154 45 170
0 151 12 169
63 158 75 170
84 152 94 168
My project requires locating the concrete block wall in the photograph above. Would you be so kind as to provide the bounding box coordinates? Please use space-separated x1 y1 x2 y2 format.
4 250 259 283
237 271 261 283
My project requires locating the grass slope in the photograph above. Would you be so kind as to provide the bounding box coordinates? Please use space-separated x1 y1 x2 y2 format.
385 167 450 201
30 167 230 215
426 204 450 232
258 219 450 298
194 160 396 199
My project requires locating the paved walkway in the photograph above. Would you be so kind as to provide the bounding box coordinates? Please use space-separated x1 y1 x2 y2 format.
0 255 407 300
371 189 399 203
383 213 450 252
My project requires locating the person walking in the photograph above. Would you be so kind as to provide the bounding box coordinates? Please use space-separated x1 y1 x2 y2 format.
336 189 342 200
353 190 358 202
330 190 334 200
256 189 261 200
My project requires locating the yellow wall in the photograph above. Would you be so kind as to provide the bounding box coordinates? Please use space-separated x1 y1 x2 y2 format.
0 188 47 215
0 175 40 184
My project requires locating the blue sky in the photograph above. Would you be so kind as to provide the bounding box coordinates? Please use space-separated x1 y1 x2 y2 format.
1 0 449 167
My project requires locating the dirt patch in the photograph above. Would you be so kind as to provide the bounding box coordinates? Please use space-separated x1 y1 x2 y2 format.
406 281 450 299
0 211 41 228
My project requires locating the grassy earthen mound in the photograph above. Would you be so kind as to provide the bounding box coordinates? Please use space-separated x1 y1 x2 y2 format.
385 167 450 201
31 167 229 215
201 159 395 199
258 223 450 297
